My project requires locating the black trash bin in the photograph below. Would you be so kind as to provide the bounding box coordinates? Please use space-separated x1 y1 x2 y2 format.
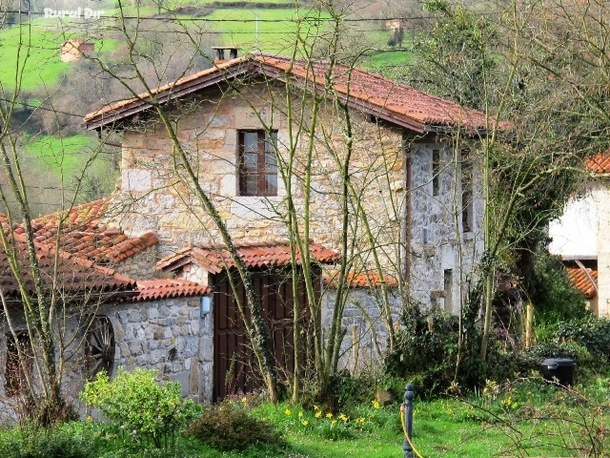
540 358 576 386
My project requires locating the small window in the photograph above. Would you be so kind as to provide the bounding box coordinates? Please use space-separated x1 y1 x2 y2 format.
443 269 453 312
461 151 473 233
4 331 32 397
432 149 440 196
238 130 278 196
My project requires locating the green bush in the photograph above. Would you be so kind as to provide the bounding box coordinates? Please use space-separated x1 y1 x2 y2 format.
187 401 287 452
385 306 484 395
556 316 610 360
0 422 99 458
531 253 589 324
81 368 201 451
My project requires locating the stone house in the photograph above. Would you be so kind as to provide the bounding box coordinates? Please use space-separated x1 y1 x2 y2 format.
549 152 610 316
2 52 491 407
80 52 489 400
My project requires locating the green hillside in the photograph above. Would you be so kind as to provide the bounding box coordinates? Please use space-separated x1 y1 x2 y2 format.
0 25 70 93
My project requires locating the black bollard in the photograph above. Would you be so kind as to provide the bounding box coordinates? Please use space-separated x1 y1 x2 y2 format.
403 383 415 458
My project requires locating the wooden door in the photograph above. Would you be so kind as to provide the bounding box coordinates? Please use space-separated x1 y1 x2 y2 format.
212 267 312 401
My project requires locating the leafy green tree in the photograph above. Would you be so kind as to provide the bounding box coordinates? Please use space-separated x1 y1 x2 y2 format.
403 0 604 363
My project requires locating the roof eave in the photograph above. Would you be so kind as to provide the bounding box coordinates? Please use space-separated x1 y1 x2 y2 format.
85 62 255 131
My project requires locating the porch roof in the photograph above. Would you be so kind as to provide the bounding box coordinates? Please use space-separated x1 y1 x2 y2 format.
156 241 340 274
323 271 399 289
130 279 211 302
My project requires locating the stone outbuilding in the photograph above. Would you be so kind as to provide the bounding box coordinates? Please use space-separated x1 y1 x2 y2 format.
60 39 94 62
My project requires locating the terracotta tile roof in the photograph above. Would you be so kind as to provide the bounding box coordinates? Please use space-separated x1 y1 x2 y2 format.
566 265 597 299
157 241 340 274
323 271 399 288
21 199 159 264
130 279 210 302
0 238 136 301
585 152 610 174
85 54 496 133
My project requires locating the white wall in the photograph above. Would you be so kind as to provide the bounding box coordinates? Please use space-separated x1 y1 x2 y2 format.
548 190 598 259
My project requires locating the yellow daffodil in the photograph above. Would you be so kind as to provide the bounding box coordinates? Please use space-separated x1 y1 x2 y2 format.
331 419 337 425
285 409 292 416
298 411 303 418
315 411 322 418
302 420 309 426
326 412 333 419
372 400 380 409
339 413 348 422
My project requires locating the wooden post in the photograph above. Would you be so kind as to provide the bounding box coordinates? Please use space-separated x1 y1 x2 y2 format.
525 301 534 348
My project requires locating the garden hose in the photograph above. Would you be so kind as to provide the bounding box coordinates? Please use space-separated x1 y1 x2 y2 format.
400 404 424 458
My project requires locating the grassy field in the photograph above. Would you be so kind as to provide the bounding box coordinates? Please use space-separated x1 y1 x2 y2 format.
3 377 609 457
21 134 102 175
203 7 331 53
0 24 70 92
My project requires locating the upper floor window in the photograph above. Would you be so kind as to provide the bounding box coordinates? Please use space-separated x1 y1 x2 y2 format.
238 130 278 196
461 151 474 233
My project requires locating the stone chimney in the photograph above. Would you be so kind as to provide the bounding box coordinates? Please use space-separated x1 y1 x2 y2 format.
211 46 239 65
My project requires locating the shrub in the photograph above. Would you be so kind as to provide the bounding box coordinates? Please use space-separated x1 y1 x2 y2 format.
385 306 477 395
0 422 99 458
187 401 287 452
556 316 610 360
81 368 201 451
530 253 589 324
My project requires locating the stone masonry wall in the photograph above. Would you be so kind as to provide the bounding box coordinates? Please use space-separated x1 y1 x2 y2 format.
107 297 212 402
105 82 407 280
321 287 401 373
0 295 211 424
407 142 484 312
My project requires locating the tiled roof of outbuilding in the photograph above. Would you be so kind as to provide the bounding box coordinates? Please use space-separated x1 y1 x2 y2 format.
566 265 597 299
21 199 158 264
85 53 496 133
585 152 610 174
323 271 399 288
0 238 136 300
157 241 340 274
131 279 210 302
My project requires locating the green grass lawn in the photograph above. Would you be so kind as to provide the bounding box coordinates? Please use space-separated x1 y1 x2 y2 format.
202 7 331 53
1 377 610 457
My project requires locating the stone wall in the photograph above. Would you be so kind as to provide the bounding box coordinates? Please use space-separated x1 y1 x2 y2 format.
322 287 402 373
107 297 212 401
0 294 211 424
106 83 406 280
407 142 484 312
